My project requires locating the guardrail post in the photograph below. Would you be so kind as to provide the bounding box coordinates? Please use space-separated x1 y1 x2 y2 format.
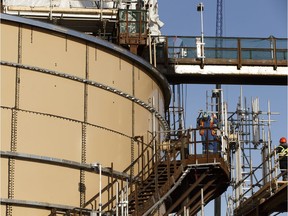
272 37 277 70
165 36 168 67
237 38 242 70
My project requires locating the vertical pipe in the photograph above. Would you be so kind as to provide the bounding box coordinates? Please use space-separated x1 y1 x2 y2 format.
262 126 268 185
111 163 114 211
125 179 129 216
116 181 119 216
274 150 278 182
194 130 197 159
141 137 144 182
121 189 124 216
200 3 205 64
49 0 52 20
267 101 273 195
201 188 204 216
235 133 242 208
172 85 176 132
178 84 182 130
135 184 139 215
237 38 242 69
272 37 277 70
214 84 221 216
270 36 274 60
206 90 208 111
153 39 157 67
165 36 168 67
149 33 152 64
99 164 102 216
152 96 156 161
100 0 103 21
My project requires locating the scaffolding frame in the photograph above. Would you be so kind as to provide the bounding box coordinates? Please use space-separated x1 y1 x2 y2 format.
226 88 280 214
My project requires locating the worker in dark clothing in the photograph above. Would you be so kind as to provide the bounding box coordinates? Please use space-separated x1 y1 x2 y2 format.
276 137 288 181
197 112 218 153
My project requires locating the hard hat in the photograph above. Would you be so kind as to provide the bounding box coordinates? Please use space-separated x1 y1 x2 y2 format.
280 137 287 143
203 112 208 118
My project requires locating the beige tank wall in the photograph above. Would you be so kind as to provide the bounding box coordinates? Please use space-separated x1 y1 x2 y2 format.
1 22 19 63
1 66 16 108
22 27 87 78
1 19 168 215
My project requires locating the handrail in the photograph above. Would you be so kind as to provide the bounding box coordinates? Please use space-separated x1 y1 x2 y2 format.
156 36 288 69
99 131 187 213
83 136 153 208
84 127 228 214
234 147 284 204
99 134 161 212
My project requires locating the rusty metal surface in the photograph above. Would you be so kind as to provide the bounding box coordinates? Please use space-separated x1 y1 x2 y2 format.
128 153 230 215
234 181 288 216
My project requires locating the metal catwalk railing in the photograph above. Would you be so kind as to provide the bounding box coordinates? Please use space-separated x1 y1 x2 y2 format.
156 36 288 69
229 147 287 216
81 127 229 215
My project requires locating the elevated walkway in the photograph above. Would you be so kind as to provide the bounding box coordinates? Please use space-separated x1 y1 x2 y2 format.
234 181 288 216
155 36 287 85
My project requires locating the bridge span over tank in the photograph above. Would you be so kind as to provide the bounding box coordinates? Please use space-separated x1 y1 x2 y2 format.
155 36 287 85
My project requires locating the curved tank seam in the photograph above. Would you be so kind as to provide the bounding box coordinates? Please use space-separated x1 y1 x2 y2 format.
1 60 170 131
0 13 171 108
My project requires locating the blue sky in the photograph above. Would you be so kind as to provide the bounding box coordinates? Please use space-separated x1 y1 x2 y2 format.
158 0 287 38
157 0 287 215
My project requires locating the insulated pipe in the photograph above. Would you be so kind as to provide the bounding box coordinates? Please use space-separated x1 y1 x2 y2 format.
201 188 204 216
6 6 118 15
100 0 103 20
49 0 52 20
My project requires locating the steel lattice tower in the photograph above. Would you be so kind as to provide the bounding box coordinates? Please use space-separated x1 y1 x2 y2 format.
215 0 223 59
216 0 223 37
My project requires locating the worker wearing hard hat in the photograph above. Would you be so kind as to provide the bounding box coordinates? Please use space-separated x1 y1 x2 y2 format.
276 137 288 181
197 112 219 154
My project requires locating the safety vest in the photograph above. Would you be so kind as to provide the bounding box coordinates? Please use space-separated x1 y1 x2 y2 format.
278 145 288 157
198 117 217 136
199 119 205 136
210 117 217 136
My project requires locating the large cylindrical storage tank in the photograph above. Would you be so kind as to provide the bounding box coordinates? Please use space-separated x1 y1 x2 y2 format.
1 14 170 215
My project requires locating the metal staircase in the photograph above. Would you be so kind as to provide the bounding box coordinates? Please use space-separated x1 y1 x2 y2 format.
127 130 230 215
82 129 230 215
128 160 182 215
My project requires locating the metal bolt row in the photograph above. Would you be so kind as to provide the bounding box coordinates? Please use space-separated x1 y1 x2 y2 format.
0 61 170 131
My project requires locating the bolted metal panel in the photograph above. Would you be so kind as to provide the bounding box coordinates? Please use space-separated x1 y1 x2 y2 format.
1 14 170 215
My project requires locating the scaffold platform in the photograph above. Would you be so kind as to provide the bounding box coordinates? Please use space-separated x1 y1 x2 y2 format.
234 181 288 216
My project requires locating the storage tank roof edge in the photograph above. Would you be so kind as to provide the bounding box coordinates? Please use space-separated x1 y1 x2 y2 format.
0 13 171 108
